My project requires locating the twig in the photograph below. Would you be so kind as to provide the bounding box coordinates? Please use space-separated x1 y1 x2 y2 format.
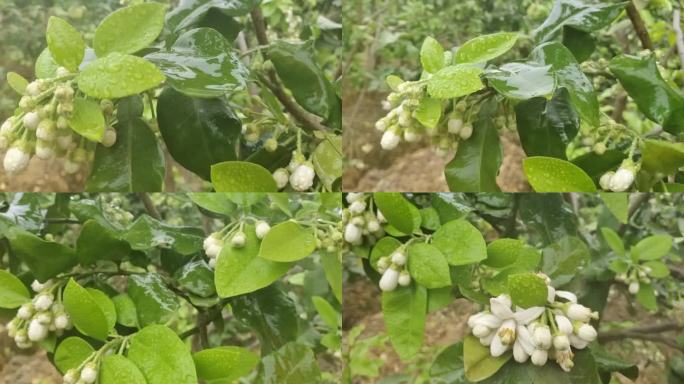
44 218 81 224
618 193 650 235
673 10 684 67
599 321 684 350
249 7 330 133
626 1 655 50
137 193 161 220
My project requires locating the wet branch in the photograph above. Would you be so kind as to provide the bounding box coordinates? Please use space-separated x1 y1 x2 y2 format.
626 1 655 50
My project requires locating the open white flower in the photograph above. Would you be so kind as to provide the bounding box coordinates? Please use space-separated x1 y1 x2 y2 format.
485 295 545 357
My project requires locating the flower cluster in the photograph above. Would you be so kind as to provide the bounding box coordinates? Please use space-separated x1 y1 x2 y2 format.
203 220 271 268
376 248 411 291
599 161 637 192
62 361 98 384
615 264 656 296
6 279 71 349
342 193 385 246
0 67 116 175
467 275 598 372
272 151 316 192
374 81 473 156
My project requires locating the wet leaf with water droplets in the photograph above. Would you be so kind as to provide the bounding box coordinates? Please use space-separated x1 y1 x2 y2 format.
77 53 164 99
127 273 179 327
524 156 596 192
67 98 106 143
127 325 197 384
94 2 166 57
46 16 85 72
455 32 519 64
63 278 110 340
427 65 484 99
211 161 278 192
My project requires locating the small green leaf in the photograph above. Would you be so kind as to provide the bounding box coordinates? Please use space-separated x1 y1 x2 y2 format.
485 62 556 100
382 285 427 360
94 3 167 57
407 243 451 289
211 162 278 192
122 215 203 255
6 228 77 281
541 237 591 287
35 48 59 79
112 293 138 327
456 32 518 64
600 193 628 224
6 72 28 95
100 355 147 384
312 296 340 329
600 227 625 256
46 16 85 72
632 235 672 261
0 270 30 309
128 273 179 327
193 347 259 382
641 140 684 175
524 157 596 192
643 260 669 278
63 278 110 340
636 283 657 311
463 335 510 381
430 342 466 383
432 219 487 266
386 75 404 91
507 273 548 308
54 337 94 374
414 97 442 129
127 325 197 384
68 98 106 142
312 136 343 191
259 221 316 262
77 53 164 99
188 193 236 216
175 260 215 298
373 193 416 234
421 37 445 73
427 65 485 99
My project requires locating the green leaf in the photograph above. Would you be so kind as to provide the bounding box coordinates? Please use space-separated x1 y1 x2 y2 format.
146 28 247 98
63 278 110 340
256 342 322 383
485 238 540 270
54 337 94 374
0 269 30 308
414 97 443 129
600 193 628 224
479 349 599 383
373 193 416 234
188 193 236 216
427 65 485 99
100 355 147 384
320 251 342 303
463 335 510 382
46 16 85 72
541 236 590 286
433 219 487 266
6 72 28 95
531 42 599 127
571 150 626 184
215 224 292 298
515 88 579 159
259 221 316 262
175 260 216 297
211 161 278 192
87 288 117 330
421 37 445 73
636 283 657 311
166 0 260 33
610 54 684 135
562 26 596 62
94 3 166 57
370 237 403 272
77 53 164 99
407 243 451 289
122 215 203 255
641 140 684 175
455 32 518 64
312 296 340 329
429 342 467 384
232 283 298 354
112 293 138 327
591 347 638 381
312 136 343 191
35 48 59 79
67 98 106 143
76 220 130 265
600 227 625 256
485 62 556 100
269 41 341 129
193 347 259 382
382 285 426 360
445 99 502 192
632 235 672 260
519 194 577 244
507 273 548 308
534 0 627 43
524 157 596 192
6 228 77 281
128 273 179 327
86 96 165 192
128 325 197 384
386 75 404 91
643 260 669 278
157 87 242 180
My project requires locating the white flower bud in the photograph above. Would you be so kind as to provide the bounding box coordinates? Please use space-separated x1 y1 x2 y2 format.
599 172 614 190
532 324 552 349
555 315 573 334
255 221 271 239
102 128 117 147
33 294 54 311
64 160 81 174
54 314 70 330
273 168 289 189
80 363 98 383
231 232 246 248
26 82 42 96
531 349 548 366
379 268 400 292
31 280 45 293
448 118 463 134
290 163 315 191
344 224 362 244
398 270 411 286
577 324 597 342
366 219 380 233
472 324 490 338
4 145 31 173
566 304 594 322
22 112 40 130
375 119 387 131
63 369 78 384
17 304 33 320
346 193 364 203
380 130 401 150
349 200 366 214
404 130 420 143
264 138 278 152
35 142 55 160
629 281 640 294
459 124 473 140
1 118 14 135
390 251 407 266
553 334 570 350
56 67 71 77
208 258 217 269
28 319 48 341
35 312 52 324
609 168 635 192
57 134 74 150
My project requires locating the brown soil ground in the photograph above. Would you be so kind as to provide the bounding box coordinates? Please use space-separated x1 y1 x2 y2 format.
344 277 681 384
342 90 531 192
0 332 61 384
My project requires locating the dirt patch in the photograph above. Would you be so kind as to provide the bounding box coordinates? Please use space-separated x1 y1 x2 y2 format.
0 332 61 384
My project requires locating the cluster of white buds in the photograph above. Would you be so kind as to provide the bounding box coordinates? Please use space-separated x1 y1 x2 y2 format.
6 280 71 349
375 81 473 156
599 161 637 192
615 263 656 295
467 274 598 372
376 249 411 291
0 67 117 175
103 203 135 226
204 220 271 268
342 193 385 246
272 152 316 191
63 361 98 384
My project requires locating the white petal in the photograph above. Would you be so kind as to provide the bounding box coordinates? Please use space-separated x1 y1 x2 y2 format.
490 333 509 357
555 290 578 303
547 286 556 303
480 332 495 346
569 334 588 350
513 307 544 324
516 325 536 355
555 315 573 334
477 314 503 328
513 340 529 363
490 296 514 319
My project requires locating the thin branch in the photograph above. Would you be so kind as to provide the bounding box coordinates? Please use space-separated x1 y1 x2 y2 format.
44 218 81 224
618 193 650 235
137 193 161 220
626 1 655 50
249 7 330 133
599 321 684 350
673 9 684 67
